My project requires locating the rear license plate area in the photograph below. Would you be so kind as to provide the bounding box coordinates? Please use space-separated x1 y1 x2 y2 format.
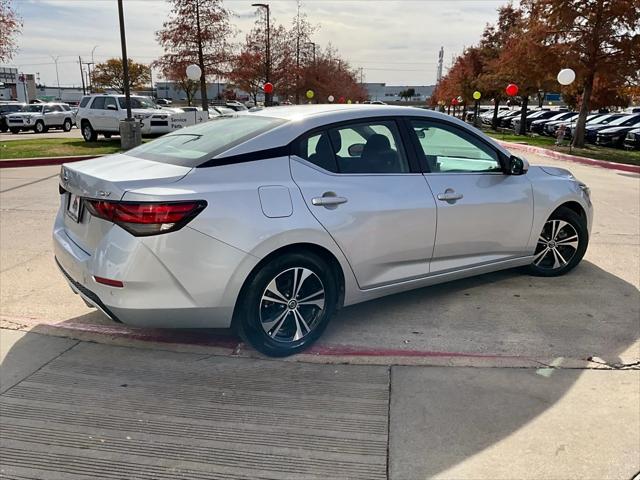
66 193 82 222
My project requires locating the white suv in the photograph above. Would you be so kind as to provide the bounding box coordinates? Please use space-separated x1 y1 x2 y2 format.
76 94 208 141
5 103 75 134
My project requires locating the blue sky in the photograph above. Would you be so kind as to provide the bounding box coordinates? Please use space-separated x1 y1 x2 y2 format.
8 0 507 87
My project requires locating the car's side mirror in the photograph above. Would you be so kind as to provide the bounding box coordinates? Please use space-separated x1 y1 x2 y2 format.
509 155 529 175
348 143 365 157
106 104 117 111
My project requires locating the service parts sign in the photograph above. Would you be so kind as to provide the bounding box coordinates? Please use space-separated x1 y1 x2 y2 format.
169 111 209 130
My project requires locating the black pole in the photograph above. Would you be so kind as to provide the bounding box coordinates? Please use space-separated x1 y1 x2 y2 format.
266 5 271 106
195 0 209 111
79 56 86 95
117 0 132 120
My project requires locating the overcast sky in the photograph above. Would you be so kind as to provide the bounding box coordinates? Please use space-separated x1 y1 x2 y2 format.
8 0 508 87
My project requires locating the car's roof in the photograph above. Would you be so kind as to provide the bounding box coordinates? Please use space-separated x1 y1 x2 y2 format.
217 104 511 160
249 103 429 121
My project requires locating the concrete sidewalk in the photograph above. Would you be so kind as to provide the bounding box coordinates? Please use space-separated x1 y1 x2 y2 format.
1 329 638 479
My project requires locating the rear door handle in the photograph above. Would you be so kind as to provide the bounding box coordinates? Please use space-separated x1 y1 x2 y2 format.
437 190 464 202
312 195 348 207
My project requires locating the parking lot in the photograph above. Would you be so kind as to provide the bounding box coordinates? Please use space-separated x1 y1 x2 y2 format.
1 152 639 478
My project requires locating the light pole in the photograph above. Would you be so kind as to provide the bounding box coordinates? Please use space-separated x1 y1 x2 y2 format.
252 3 270 105
51 55 61 100
304 41 316 64
90 45 98 93
117 0 141 149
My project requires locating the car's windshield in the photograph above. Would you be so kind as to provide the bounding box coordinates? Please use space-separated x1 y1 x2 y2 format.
609 115 639 126
0 104 24 113
26 105 43 113
127 115 287 167
117 96 156 109
588 114 621 125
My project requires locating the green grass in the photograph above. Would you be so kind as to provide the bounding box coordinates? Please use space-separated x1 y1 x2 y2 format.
485 131 640 166
0 138 124 160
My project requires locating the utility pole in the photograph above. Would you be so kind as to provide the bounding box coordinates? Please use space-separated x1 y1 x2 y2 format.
252 3 271 106
149 65 154 99
195 0 209 111
51 56 61 100
436 46 444 83
78 56 86 95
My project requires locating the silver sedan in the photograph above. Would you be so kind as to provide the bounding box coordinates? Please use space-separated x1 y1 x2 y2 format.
54 105 592 356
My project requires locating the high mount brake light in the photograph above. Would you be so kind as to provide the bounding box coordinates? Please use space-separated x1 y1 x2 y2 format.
85 200 207 236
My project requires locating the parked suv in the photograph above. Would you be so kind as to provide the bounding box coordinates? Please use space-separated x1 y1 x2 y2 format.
0 101 26 132
76 94 208 141
5 102 74 134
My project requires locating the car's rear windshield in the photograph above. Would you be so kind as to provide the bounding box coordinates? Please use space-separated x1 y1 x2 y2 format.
126 115 288 167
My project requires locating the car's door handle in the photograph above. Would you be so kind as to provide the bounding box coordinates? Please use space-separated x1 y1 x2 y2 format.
437 191 464 202
312 195 348 206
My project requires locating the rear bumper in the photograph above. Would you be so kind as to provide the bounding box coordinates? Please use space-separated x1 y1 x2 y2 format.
53 207 258 329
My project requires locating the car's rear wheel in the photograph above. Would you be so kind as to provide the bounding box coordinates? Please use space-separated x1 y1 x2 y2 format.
527 206 588 277
234 252 338 357
81 121 97 142
35 120 47 133
103 133 112 139
63 119 72 132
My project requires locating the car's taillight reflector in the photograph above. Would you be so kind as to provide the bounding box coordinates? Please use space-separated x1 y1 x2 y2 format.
85 200 206 236
94 276 124 288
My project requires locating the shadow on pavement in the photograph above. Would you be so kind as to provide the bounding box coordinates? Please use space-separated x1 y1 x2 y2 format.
1 259 637 478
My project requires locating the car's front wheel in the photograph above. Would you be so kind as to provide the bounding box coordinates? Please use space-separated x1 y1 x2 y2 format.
35 120 47 133
63 119 72 132
81 121 97 142
527 206 588 277
9 128 20 134
234 252 338 357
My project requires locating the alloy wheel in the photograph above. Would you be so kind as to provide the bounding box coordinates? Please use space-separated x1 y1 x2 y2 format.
259 267 325 343
533 219 579 270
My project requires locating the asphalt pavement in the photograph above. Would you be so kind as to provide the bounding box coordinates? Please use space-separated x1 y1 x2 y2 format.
0 152 638 479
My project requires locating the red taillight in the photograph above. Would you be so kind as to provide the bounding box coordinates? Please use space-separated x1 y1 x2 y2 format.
85 200 206 236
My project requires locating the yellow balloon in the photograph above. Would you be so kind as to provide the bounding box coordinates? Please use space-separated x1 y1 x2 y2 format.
473 91 482 100
347 99 352 104
306 90 314 99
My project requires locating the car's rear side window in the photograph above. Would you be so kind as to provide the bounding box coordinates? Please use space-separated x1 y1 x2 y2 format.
126 115 288 167
91 97 105 109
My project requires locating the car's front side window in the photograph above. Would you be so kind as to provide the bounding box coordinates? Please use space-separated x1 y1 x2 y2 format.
104 97 117 110
410 120 502 174
91 97 105 110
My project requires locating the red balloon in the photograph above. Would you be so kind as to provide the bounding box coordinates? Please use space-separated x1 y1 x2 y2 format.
506 83 519 96
338 96 346 104
451 97 459 106
263 82 274 94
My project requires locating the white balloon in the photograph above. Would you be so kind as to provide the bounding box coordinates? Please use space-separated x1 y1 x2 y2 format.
186 64 202 81
557 68 576 86
328 95 335 102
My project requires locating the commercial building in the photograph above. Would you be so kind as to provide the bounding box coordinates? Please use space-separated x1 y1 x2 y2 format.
0 67 36 102
364 83 435 102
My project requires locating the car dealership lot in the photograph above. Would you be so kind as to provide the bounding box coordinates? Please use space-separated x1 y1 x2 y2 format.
1 153 638 478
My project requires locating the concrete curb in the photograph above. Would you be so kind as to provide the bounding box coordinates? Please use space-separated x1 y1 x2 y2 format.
1 314 599 368
498 140 640 174
0 154 101 169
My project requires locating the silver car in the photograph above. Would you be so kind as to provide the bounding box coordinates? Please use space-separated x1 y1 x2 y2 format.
54 105 592 356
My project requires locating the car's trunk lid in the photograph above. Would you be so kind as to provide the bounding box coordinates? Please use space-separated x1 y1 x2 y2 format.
60 153 192 253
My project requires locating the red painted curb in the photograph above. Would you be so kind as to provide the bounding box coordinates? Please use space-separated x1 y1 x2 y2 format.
2 315 522 360
498 140 640 174
0 155 100 169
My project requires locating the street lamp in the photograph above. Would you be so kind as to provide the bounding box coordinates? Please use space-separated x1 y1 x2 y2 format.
252 3 271 106
89 45 99 93
117 0 141 149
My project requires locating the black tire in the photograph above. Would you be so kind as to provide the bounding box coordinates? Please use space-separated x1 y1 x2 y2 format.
35 121 47 133
234 252 338 357
63 118 72 132
526 206 588 277
9 128 20 134
0 125 7 133
81 121 97 142
103 133 112 139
